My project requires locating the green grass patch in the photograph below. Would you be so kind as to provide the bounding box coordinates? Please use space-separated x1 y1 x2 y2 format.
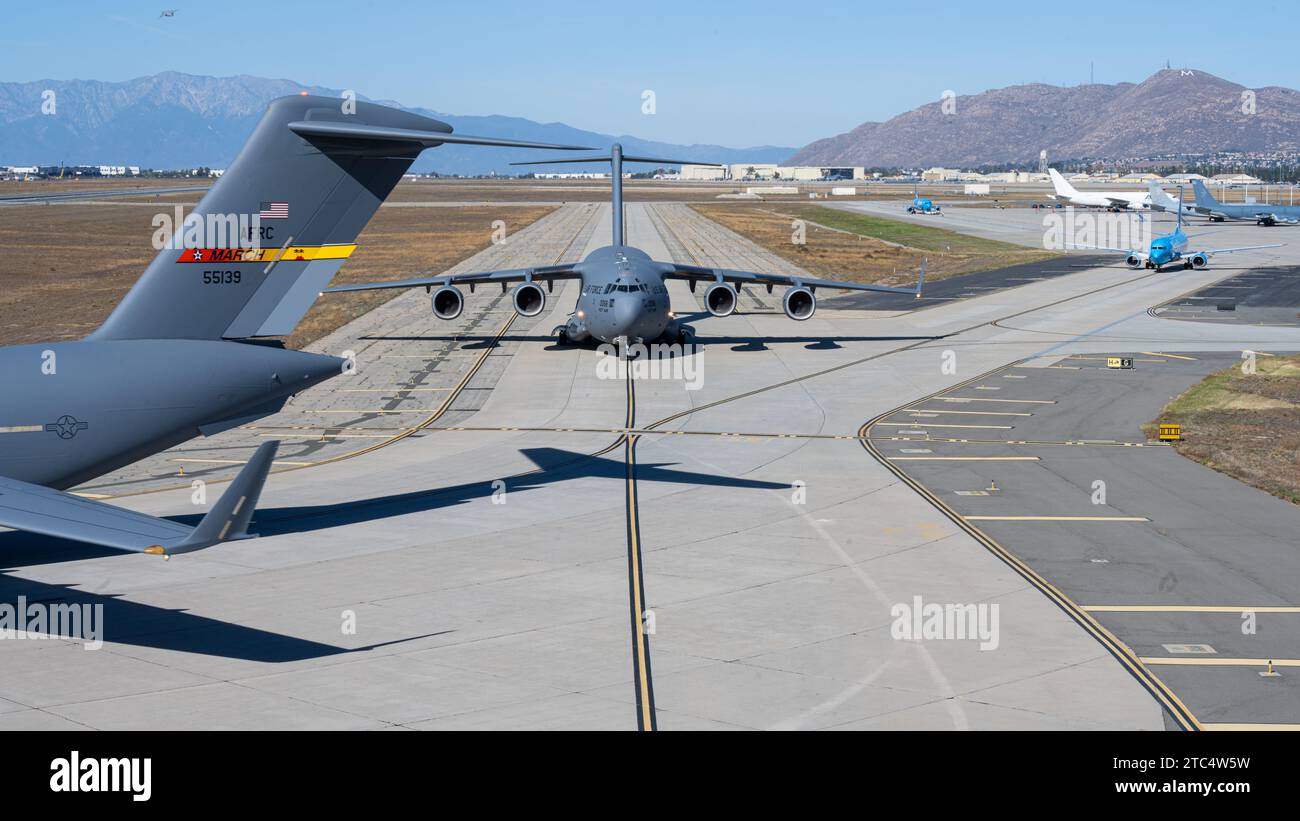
786 205 1051 257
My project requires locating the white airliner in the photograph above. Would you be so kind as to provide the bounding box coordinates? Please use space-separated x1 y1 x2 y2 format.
1048 168 1150 211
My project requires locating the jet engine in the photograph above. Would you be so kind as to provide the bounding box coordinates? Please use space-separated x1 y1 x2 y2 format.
1125 255 1144 269
431 285 464 320
1190 254 1209 270
512 282 547 317
782 286 816 321
704 282 738 317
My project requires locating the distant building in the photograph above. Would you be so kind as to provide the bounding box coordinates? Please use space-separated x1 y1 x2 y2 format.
533 172 615 180
922 167 962 182
1115 172 1163 184
1212 173 1264 185
679 164 726 181
680 163 867 182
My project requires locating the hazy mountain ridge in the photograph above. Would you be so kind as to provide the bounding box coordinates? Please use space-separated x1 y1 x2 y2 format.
790 69 1300 167
0 72 796 173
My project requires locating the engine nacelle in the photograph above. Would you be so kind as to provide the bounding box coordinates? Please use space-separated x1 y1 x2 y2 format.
431 285 464 320
1190 254 1209 270
512 281 547 317
704 282 738 317
783 286 816 321
1125 255 1144 269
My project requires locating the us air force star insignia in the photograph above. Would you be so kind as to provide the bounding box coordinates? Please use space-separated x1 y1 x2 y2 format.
45 415 88 440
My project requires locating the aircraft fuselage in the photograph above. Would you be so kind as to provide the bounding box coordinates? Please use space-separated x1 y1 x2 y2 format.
562 245 676 345
0 340 343 489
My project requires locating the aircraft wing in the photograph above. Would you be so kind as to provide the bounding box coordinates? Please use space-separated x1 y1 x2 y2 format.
656 260 925 296
1254 212 1299 224
323 263 581 294
0 442 280 557
1199 243 1284 257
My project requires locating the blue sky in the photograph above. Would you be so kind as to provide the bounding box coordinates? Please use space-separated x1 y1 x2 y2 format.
3 0 1296 147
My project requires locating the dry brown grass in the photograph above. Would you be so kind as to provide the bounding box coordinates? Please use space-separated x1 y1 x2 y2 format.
0 177 206 195
286 205 553 349
690 202 1058 288
0 202 554 349
1148 354 1300 505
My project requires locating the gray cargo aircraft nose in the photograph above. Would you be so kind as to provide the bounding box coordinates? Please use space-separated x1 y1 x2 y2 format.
325 144 924 347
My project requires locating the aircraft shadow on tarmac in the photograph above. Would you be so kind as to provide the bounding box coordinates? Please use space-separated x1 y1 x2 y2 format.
0 447 781 661
361 332 942 352
0 568 448 663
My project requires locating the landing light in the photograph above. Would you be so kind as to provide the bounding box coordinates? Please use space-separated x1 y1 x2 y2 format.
577 310 585 318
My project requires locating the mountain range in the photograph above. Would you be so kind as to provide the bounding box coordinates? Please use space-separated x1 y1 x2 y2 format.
790 68 1300 168
0 72 795 174
3 69 1298 174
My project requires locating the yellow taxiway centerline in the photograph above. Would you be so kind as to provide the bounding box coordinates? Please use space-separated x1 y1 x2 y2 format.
965 515 1150 522
1140 657 1300 667
888 456 1040 462
1084 605 1300 613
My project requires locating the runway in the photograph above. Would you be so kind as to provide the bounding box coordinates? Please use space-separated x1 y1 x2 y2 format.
2 201 1298 730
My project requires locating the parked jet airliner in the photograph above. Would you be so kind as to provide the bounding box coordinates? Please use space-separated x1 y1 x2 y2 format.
1049 168 1149 211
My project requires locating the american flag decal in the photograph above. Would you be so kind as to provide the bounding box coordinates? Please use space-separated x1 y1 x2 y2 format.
259 201 289 219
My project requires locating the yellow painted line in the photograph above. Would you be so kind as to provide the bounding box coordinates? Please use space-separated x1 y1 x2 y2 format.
1013 364 1080 370
941 397 1056 404
889 456 1040 462
1064 356 1167 363
1139 351 1198 361
1202 723 1300 731
171 458 313 467
965 515 1150 522
876 422 1013 430
303 409 444 414
1140 657 1300 668
339 387 453 393
1084 605 1300 614
905 409 1032 416
259 433 402 439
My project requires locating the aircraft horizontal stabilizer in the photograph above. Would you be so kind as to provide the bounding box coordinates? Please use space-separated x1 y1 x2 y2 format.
0 442 282 557
288 120 594 151
510 155 723 167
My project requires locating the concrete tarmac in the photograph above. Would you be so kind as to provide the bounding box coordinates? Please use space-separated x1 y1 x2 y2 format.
2 201 1297 729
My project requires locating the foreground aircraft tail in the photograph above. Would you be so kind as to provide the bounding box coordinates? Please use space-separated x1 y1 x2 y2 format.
1048 168 1078 198
92 96 589 342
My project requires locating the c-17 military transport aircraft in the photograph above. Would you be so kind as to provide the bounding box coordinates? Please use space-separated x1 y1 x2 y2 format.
325 145 925 345
0 95 589 557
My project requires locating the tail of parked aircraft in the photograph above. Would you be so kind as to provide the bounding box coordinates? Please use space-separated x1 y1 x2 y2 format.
91 96 589 342
511 145 721 246
1048 168 1078 198
1191 179 1221 208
